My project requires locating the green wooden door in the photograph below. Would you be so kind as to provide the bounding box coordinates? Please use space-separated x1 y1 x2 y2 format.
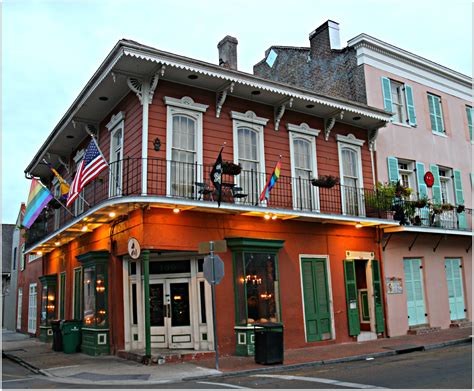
73 268 82 320
344 260 360 336
403 258 427 326
445 258 465 321
301 258 332 342
59 272 66 319
372 260 385 333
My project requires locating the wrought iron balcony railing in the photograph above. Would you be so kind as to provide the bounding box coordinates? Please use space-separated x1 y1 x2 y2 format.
25 158 472 247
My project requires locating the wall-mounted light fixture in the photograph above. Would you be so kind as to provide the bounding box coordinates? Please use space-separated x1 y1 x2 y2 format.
154 137 161 151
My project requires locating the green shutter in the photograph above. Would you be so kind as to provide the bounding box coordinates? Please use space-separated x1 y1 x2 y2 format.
416 162 428 199
372 260 385 334
343 260 360 336
381 77 393 113
434 96 445 133
466 107 473 141
428 94 445 133
301 258 332 342
430 164 442 204
60 272 66 319
404 84 417 126
453 170 466 229
73 268 82 320
428 94 437 131
387 157 399 184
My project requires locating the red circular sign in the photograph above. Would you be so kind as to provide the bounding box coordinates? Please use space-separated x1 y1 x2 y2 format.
424 171 434 187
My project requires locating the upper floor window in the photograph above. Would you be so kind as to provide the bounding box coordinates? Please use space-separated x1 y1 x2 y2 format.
398 160 415 193
72 149 85 215
427 93 445 134
288 122 320 211
466 106 472 141
231 111 268 205
438 167 453 204
53 181 61 229
164 96 208 198
12 247 17 271
106 112 125 197
381 77 416 126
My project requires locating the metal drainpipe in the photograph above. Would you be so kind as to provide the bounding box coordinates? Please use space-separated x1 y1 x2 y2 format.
141 84 150 196
142 250 151 358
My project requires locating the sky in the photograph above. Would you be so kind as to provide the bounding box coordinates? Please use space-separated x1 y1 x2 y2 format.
2 0 472 224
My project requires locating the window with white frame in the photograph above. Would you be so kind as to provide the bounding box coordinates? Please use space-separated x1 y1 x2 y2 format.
28 283 37 334
427 93 445 134
107 112 124 197
17 287 22 330
381 77 416 126
439 167 453 204
337 134 365 216
288 123 320 211
231 111 268 205
398 160 416 197
390 80 408 124
164 97 207 198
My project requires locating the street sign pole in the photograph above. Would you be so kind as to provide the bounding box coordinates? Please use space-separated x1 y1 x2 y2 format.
210 241 219 370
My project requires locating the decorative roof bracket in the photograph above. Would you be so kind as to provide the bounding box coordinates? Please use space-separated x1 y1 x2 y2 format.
324 110 344 141
216 82 234 118
127 65 165 105
274 97 293 131
368 121 387 151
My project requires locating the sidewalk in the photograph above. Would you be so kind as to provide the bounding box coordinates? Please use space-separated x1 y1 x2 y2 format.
2 327 472 386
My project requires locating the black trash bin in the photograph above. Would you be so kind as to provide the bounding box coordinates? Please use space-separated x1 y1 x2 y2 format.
51 320 63 352
254 322 284 365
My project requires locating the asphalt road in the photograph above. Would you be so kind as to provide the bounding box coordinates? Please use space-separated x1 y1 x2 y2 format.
2 342 472 389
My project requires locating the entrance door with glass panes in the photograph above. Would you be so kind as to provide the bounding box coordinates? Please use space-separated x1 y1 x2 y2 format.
149 278 193 349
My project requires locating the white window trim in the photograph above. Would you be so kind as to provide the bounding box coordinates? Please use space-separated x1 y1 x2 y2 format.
164 96 207 196
298 255 336 342
73 148 86 213
108 114 125 197
17 288 23 330
73 149 85 164
432 131 448 138
28 283 37 334
28 253 41 263
288 126 319 211
231 111 268 191
337 135 365 216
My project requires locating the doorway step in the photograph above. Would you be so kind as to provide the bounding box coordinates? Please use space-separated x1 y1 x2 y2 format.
117 349 214 365
449 320 472 329
407 325 441 335
356 332 377 342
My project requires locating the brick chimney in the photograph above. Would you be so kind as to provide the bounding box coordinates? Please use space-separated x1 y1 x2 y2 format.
309 20 341 55
218 35 238 70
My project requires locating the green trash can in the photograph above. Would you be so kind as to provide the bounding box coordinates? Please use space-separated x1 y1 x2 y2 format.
61 320 82 354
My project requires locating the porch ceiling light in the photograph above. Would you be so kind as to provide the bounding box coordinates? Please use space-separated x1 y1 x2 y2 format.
264 213 271 220
355 222 363 228
173 208 180 214
81 225 88 232
36 251 43 255
55 241 61 246
271 215 278 220
109 212 116 218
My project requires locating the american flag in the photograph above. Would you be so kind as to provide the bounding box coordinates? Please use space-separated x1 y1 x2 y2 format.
66 139 108 207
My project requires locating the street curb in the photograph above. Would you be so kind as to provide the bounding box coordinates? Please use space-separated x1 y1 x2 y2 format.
182 337 472 381
2 351 47 376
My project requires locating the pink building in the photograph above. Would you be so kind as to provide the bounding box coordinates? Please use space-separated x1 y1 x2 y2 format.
254 20 472 337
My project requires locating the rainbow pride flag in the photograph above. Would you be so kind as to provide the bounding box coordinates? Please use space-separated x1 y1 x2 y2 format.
23 179 53 229
259 159 282 202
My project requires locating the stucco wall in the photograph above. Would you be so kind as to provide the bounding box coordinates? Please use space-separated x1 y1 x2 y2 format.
382 233 472 336
364 64 472 208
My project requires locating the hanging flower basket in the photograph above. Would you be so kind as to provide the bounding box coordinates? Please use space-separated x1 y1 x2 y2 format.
441 203 455 211
412 198 427 208
431 204 443 215
222 162 242 176
456 204 465 213
311 175 339 188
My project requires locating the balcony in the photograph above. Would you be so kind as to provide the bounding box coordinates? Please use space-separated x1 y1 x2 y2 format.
25 158 472 251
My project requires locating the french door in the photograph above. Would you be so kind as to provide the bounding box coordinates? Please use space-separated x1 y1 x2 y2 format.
28 283 37 333
149 278 193 349
445 258 465 321
403 258 427 326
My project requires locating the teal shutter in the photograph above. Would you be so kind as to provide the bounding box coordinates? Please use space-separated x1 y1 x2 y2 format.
415 162 428 199
404 84 417 126
381 77 393 113
428 94 445 133
430 164 442 204
387 157 399 183
453 170 466 229
403 258 427 326
372 260 385 333
445 258 466 321
428 94 437 131
434 96 445 133
344 260 360 336
466 107 473 141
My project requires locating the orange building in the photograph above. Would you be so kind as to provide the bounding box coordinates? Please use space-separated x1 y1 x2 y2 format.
22 37 397 357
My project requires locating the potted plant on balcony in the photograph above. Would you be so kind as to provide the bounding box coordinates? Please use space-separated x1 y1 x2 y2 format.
222 162 242 176
441 203 454 212
311 175 339 188
456 204 465 213
412 197 428 208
